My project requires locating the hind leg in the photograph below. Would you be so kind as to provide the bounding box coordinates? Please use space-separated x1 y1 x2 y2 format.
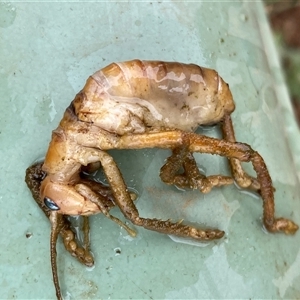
222 114 261 191
160 146 233 193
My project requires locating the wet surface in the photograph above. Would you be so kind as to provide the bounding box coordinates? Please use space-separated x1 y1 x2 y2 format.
1 1 300 299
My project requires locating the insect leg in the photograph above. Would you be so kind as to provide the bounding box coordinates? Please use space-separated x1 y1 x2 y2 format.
74 183 137 237
187 133 298 234
117 131 298 235
88 149 225 241
160 146 233 193
221 114 261 191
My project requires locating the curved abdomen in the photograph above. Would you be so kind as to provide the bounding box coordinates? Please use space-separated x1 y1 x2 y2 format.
73 60 235 134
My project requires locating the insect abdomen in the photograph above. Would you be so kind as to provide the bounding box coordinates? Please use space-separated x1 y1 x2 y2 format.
73 60 235 134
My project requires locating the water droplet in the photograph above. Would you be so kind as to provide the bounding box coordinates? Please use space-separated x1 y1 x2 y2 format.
86 265 96 272
114 247 121 256
26 232 33 239
169 235 211 247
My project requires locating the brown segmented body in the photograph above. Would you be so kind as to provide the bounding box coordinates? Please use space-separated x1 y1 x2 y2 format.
73 60 235 134
26 59 298 300
42 60 235 204
40 59 298 235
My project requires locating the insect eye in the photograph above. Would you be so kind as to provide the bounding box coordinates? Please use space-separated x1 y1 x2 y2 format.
44 197 60 211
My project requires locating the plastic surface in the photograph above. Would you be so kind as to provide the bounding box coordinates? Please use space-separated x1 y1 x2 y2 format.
0 1 300 299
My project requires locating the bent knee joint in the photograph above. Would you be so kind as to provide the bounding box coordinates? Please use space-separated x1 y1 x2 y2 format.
235 142 254 161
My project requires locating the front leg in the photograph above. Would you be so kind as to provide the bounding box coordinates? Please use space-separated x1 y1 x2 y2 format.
75 148 225 241
74 183 137 237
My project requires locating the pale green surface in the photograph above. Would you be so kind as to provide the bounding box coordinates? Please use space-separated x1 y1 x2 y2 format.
1 1 300 299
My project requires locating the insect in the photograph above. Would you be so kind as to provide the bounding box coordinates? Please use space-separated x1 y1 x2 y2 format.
25 60 298 300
